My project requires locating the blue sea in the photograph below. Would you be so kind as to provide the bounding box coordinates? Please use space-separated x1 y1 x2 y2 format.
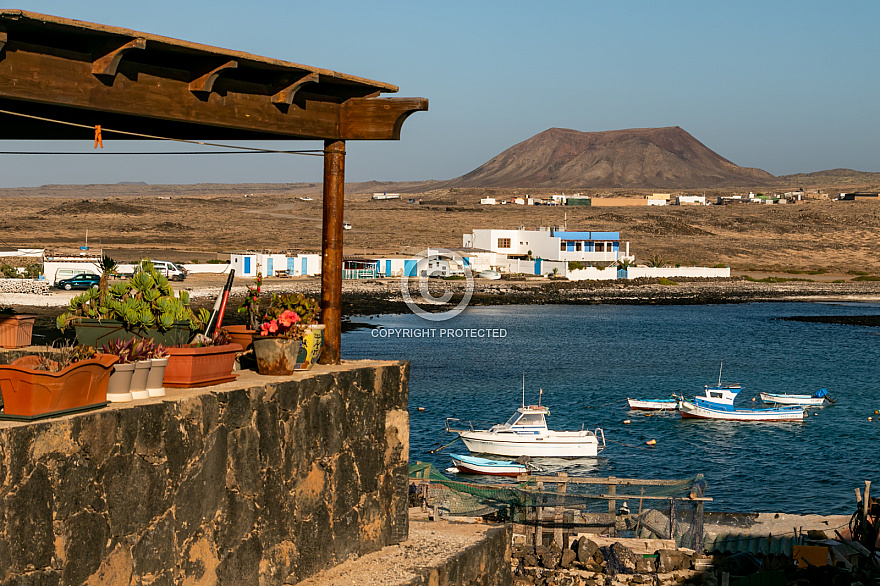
342 302 880 515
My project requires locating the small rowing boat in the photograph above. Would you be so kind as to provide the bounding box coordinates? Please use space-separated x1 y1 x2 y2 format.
448 453 541 476
759 388 833 407
627 398 678 411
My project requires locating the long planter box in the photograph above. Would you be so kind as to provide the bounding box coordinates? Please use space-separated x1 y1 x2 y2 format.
73 319 193 348
0 353 118 419
0 314 37 348
163 343 242 388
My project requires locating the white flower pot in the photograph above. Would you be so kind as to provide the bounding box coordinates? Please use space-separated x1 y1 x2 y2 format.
106 363 135 403
147 357 168 397
129 360 151 400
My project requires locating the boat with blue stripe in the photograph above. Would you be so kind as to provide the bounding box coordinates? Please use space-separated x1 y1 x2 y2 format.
678 365 805 422
448 453 541 476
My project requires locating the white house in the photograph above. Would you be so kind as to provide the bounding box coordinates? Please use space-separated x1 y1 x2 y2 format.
463 227 630 265
230 253 288 277
480 197 497 205
676 195 706 205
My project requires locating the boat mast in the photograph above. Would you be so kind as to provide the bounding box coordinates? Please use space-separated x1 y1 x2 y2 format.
522 373 525 408
718 361 723 386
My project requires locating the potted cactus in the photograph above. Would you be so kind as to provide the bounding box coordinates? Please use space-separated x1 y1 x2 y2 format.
56 260 209 347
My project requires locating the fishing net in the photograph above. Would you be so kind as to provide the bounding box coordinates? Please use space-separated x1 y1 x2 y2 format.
409 462 706 549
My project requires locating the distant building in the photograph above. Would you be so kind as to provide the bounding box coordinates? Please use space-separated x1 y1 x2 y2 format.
463 227 629 264
676 195 706 205
838 192 880 201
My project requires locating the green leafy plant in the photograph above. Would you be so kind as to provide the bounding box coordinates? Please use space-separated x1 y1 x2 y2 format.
237 273 263 330
30 341 97 372
646 255 666 268
658 277 677 286
264 293 321 325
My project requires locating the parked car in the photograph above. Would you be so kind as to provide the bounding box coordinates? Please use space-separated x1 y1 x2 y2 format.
149 260 187 281
56 273 101 290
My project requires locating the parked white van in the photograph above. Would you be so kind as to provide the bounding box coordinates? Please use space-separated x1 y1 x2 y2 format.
150 260 187 281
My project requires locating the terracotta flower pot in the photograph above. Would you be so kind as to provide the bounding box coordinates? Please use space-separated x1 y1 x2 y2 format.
0 353 118 419
146 358 168 397
163 344 242 388
106 363 135 403
0 314 37 348
221 325 257 351
252 337 302 375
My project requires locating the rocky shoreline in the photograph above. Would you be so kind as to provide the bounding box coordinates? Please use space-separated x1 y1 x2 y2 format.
6 277 880 344
337 277 880 318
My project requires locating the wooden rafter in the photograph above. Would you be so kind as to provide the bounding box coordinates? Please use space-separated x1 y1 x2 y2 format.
91 37 146 77
271 72 320 105
189 60 238 94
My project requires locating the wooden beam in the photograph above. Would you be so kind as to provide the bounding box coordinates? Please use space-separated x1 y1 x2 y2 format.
189 60 238 94
271 72 319 105
91 37 146 77
341 97 428 140
320 139 345 364
0 41 425 141
0 26 6 54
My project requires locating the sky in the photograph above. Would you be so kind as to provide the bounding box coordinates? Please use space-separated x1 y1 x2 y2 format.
1 1 879 187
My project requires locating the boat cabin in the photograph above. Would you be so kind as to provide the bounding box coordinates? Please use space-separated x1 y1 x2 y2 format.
490 405 550 434
694 384 742 411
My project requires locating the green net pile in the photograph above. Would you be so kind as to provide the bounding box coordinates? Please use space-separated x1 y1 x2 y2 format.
409 462 706 548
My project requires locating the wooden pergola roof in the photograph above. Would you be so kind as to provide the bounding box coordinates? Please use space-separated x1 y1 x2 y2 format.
0 10 429 364
0 9 427 141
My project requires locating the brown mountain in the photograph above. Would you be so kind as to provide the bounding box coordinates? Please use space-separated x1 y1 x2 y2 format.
444 126 776 189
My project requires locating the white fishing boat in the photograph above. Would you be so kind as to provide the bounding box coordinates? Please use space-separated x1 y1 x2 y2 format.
759 388 832 407
678 365 804 422
626 397 679 411
448 453 541 476
445 384 606 458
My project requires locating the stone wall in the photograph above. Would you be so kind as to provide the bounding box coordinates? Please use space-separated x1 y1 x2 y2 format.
0 362 410 585
0 278 50 294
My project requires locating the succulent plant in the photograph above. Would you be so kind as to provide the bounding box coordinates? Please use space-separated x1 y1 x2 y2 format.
56 258 208 333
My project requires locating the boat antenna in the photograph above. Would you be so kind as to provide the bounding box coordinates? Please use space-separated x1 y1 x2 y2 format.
718 361 723 386
538 387 543 407
522 373 525 408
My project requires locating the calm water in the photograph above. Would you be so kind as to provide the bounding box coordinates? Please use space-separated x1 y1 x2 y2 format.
342 302 880 514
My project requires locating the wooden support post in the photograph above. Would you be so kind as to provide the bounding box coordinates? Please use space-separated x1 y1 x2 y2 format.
536 480 544 547
607 477 616 536
320 139 345 364
695 500 704 551
554 474 567 548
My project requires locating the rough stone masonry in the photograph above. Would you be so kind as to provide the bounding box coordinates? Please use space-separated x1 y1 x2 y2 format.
0 361 410 585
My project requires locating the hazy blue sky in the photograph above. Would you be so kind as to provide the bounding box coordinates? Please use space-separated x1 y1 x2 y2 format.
2 1 878 187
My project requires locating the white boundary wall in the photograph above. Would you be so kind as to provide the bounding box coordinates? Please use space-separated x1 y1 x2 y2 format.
623 267 730 279
568 267 618 281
